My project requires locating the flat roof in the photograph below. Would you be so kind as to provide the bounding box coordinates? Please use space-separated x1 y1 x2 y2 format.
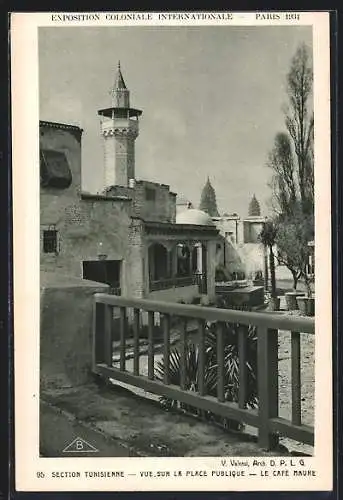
144 220 219 237
81 192 131 202
40 120 83 133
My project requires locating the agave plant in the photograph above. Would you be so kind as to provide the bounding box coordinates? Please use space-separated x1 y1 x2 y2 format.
205 320 258 408
155 319 258 430
155 342 216 415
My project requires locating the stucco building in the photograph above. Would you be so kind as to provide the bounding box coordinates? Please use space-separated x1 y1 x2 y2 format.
211 208 266 280
212 199 297 283
40 63 219 302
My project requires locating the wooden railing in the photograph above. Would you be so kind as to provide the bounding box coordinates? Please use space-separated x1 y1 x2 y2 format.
92 294 315 450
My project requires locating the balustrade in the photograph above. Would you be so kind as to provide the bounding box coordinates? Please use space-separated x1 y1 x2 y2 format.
93 294 314 450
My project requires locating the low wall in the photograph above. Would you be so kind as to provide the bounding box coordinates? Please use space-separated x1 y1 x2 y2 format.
148 284 199 303
215 285 264 308
40 272 109 390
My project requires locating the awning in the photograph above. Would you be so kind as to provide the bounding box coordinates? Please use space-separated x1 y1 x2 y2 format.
40 149 72 188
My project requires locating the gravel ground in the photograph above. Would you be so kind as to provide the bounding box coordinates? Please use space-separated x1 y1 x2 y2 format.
277 327 315 455
277 329 315 427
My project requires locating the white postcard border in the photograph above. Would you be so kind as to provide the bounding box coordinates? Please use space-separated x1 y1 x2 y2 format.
11 11 332 492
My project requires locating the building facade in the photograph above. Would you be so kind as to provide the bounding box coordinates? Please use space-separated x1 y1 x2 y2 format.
212 209 294 283
211 212 266 280
40 64 219 302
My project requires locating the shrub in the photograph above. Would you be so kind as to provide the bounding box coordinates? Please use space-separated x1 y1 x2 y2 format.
155 320 258 431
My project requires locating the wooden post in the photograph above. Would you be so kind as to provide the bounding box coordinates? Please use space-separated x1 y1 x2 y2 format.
263 244 269 291
92 301 100 370
133 308 140 376
216 323 225 402
180 318 187 390
238 325 248 409
148 311 154 380
119 307 127 372
291 331 302 425
104 304 113 367
198 320 206 396
163 314 170 385
257 326 279 450
94 302 105 366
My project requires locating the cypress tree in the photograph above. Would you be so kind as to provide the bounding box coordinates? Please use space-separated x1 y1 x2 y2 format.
199 177 219 217
248 194 261 216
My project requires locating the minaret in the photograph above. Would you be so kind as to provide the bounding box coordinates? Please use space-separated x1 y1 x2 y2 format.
98 62 142 188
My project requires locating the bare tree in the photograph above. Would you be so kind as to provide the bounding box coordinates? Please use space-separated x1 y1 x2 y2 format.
259 220 278 310
265 43 315 292
268 132 297 216
275 209 314 292
284 42 314 216
269 43 314 217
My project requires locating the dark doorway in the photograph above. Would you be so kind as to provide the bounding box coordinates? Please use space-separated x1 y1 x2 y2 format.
148 243 169 281
177 244 191 276
82 260 121 290
192 246 198 274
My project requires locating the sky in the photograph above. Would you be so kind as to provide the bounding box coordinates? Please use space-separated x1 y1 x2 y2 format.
39 25 312 217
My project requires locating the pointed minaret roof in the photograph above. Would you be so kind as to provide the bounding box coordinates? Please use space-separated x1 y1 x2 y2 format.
98 62 142 118
114 61 127 90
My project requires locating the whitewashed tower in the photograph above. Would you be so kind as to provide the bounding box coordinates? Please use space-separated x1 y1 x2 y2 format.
98 62 142 188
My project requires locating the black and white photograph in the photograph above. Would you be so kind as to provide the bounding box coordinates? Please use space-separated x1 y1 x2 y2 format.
11 12 332 492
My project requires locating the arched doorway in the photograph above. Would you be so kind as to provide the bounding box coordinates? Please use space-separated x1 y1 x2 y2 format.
192 245 198 274
176 244 191 276
148 243 169 281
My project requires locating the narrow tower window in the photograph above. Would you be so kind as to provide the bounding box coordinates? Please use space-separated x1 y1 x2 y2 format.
43 229 58 254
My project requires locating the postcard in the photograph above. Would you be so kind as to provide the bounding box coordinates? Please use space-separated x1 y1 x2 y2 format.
11 11 332 492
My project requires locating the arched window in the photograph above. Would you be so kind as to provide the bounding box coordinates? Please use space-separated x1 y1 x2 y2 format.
192 246 198 274
177 244 191 276
148 243 169 281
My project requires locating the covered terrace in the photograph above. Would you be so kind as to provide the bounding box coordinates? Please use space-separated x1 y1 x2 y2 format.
143 219 219 301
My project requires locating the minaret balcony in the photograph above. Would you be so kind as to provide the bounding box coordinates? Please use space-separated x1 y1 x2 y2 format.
101 117 139 137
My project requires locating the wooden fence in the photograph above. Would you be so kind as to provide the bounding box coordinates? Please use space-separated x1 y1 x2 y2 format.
92 294 314 450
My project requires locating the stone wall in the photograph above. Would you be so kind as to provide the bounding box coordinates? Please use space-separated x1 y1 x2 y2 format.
40 123 84 274
168 192 177 223
103 133 116 187
40 123 133 290
40 273 109 389
104 182 176 224
133 180 175 223
212 217 239 245
40 124 82 232
124 218 145 298
243 220 264 244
